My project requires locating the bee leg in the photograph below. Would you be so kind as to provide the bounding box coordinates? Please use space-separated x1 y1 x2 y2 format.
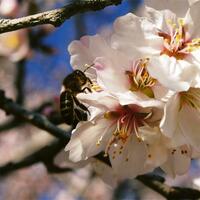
81 87 92 93
74 108 88 123
73 96 90 115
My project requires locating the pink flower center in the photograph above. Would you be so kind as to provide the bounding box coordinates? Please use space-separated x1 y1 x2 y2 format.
103 105 152 157
158 18 200 60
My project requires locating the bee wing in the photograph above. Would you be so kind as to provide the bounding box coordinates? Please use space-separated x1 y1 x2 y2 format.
73 96 88 122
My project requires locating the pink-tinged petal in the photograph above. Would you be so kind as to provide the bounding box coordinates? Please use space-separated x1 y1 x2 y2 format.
142 6 166 33
69 34 117 80
111 13 162 59
65 115 113 162
77 91 119 111
179 104 200 151
111 13 144 56
68 38 94 70
143 7 177 33
161 145 191 177
109 135 147 179
161 94 180 138
148 55 196 91
95 55 130 92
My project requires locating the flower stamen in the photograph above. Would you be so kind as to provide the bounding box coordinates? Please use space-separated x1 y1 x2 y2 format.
103 106 153 157
126 58 156 98
159 18 200 59
180 88 200 110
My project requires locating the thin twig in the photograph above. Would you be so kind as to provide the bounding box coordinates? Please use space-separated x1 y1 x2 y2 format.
0 0 122 34
15 59 26 105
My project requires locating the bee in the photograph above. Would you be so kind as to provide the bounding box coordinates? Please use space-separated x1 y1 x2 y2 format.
60 65 93 128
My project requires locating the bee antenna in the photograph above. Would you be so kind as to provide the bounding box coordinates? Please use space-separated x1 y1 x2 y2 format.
83 63 94 72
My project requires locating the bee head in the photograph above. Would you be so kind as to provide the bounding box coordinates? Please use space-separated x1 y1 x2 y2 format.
73 70 91 86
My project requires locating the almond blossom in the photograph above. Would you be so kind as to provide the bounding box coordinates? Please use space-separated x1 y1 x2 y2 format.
111 1 200 91
65 91 169 179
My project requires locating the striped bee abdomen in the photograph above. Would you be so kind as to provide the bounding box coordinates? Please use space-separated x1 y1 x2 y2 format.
60 91 74 125
60 90 89 127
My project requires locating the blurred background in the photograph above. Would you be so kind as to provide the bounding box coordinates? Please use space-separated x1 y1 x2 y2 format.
0 0 200 199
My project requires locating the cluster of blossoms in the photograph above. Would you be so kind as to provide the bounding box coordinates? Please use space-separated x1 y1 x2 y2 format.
65 0 200 180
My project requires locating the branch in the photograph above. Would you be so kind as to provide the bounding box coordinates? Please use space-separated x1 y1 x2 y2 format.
137 174 200 200
0 0 122 34
0 140 71 176
0 101 63 133
0 90 69 140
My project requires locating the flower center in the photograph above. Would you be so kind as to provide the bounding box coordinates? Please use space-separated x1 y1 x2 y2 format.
102 105 152 157
158 18 200 59
180 88 200 110
125 58 156 98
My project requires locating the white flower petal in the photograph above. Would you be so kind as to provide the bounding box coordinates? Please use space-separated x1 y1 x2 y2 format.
109 135 147 179
179 104 200 151
116 91 163 108
68 37 93 69
95 55 130 92
161 145 191 177
143 7 177 32
111 13 162 59
77 91 119 111
148 55 196 91
65 115 113 162
161 94 180 138
140 126 168 167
